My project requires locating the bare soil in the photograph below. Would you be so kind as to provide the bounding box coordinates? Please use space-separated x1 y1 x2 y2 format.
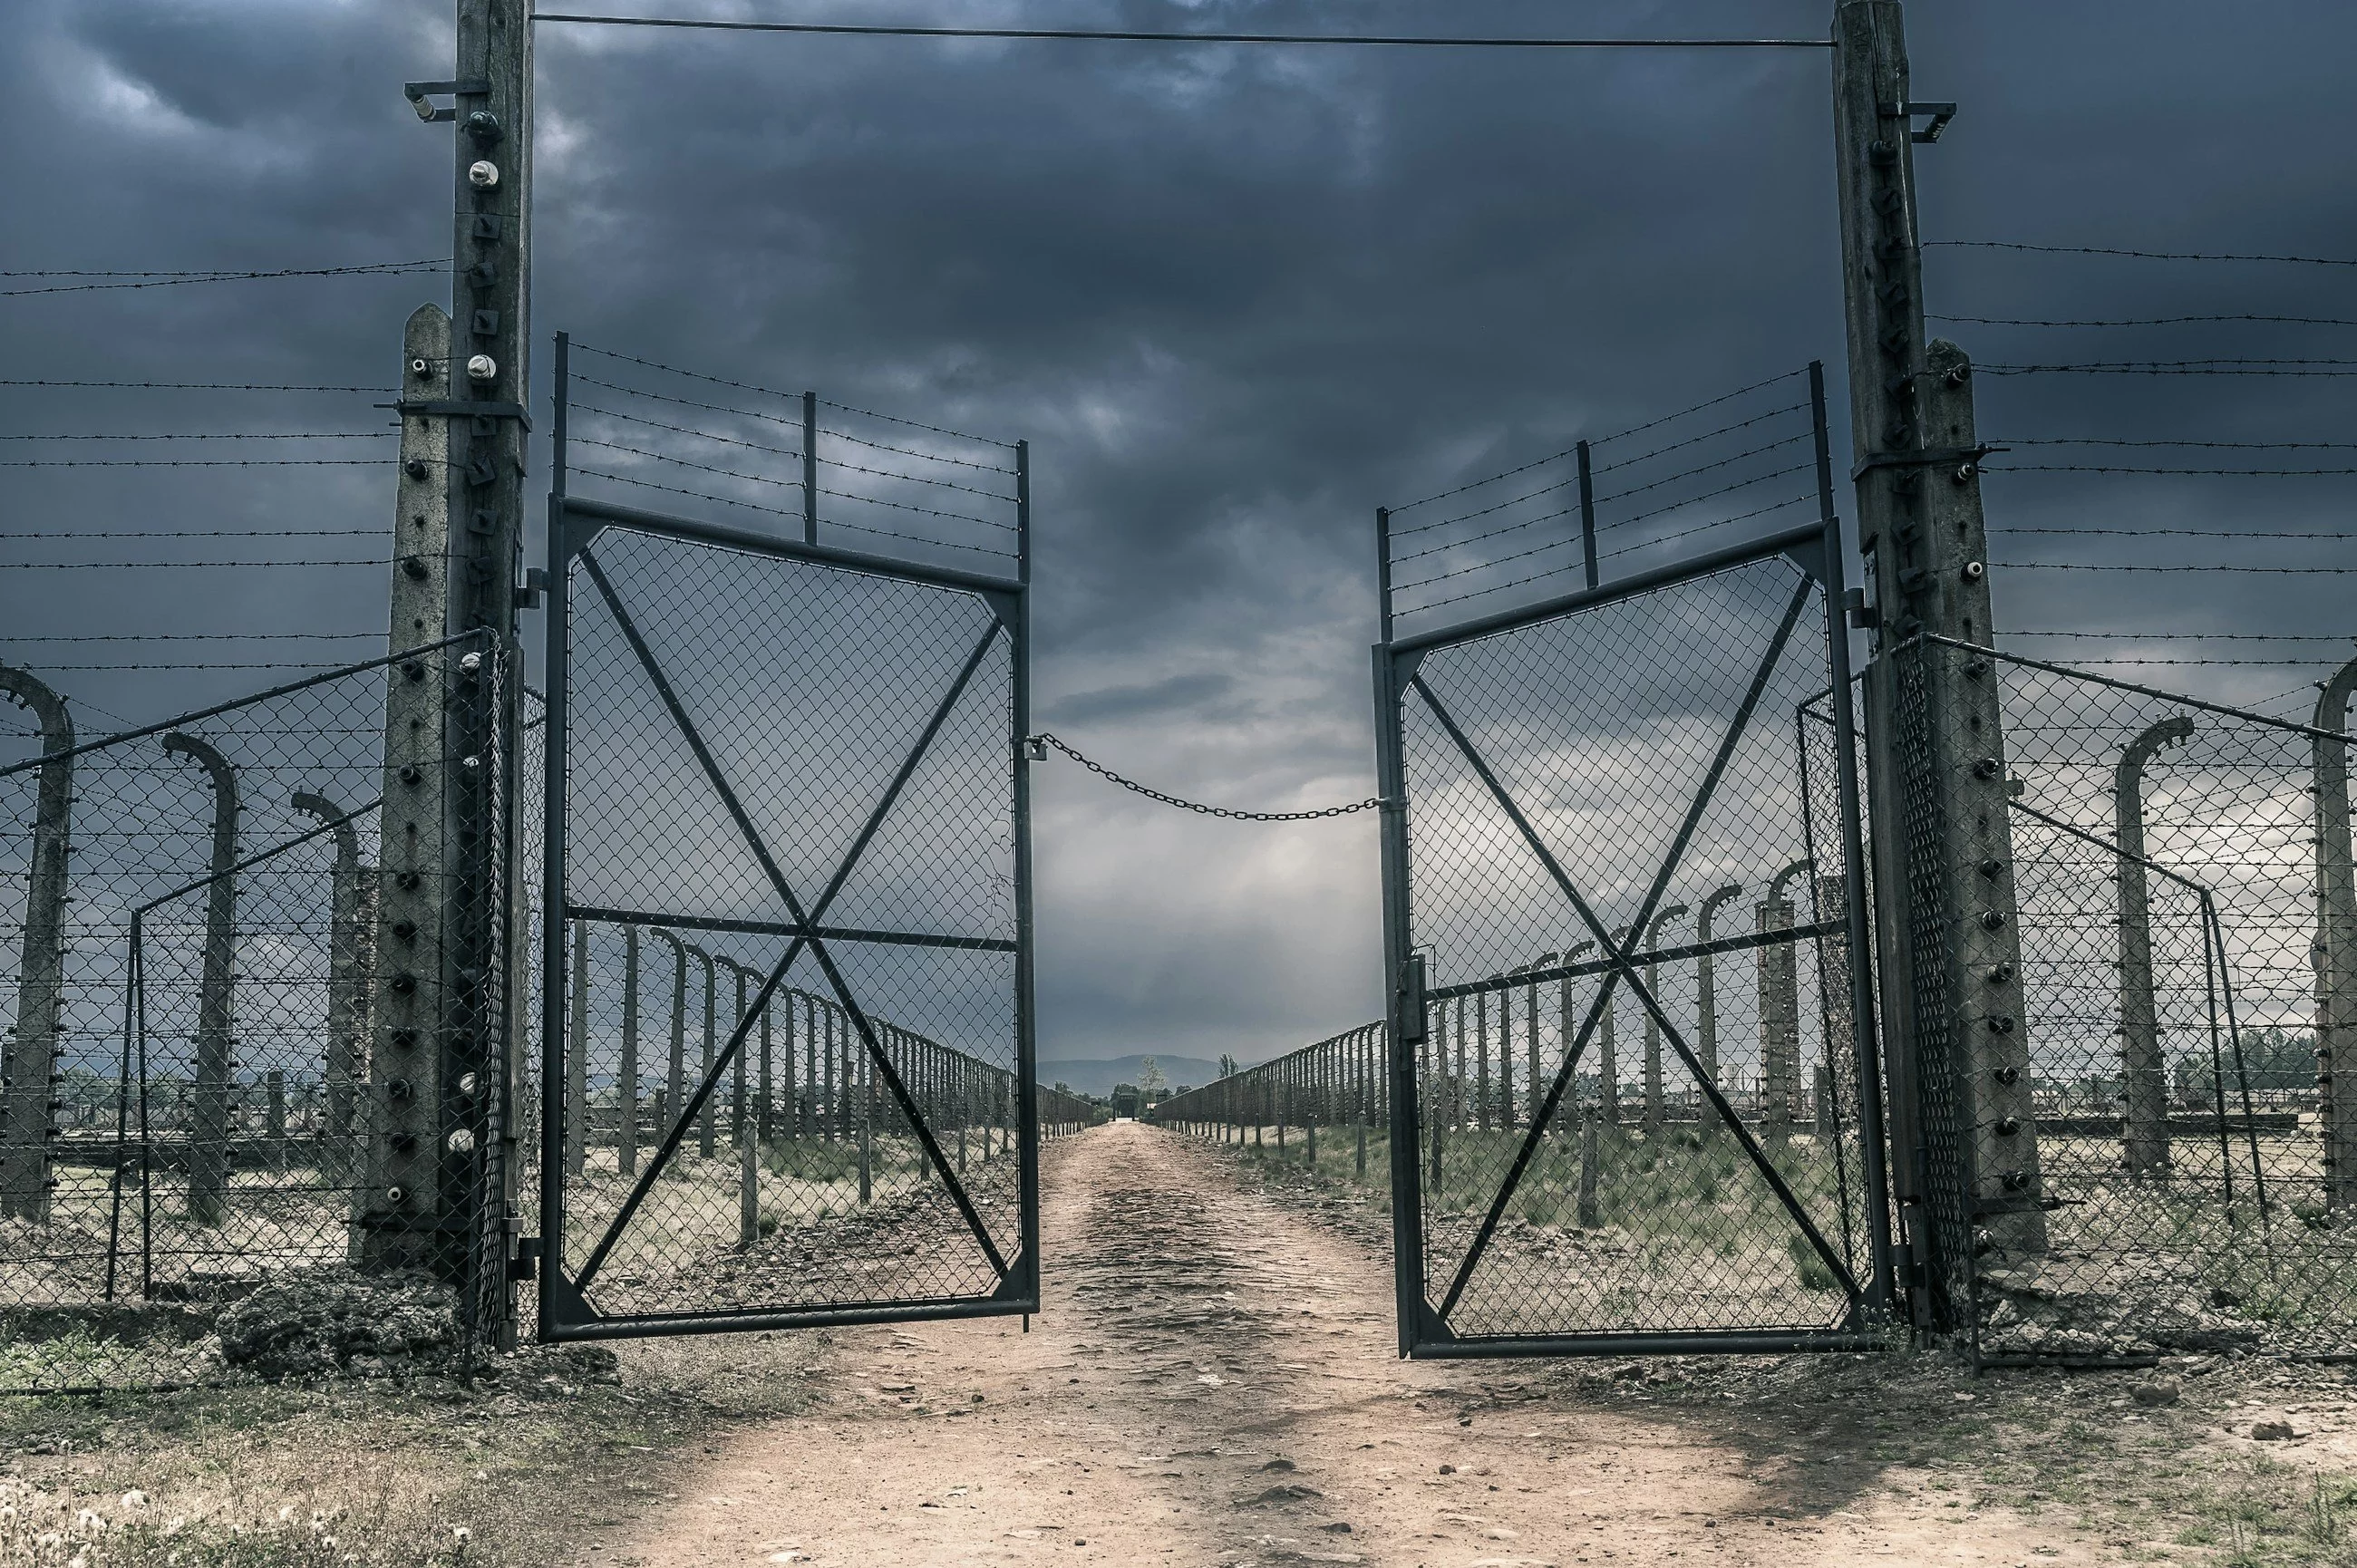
597 1121 2173 1568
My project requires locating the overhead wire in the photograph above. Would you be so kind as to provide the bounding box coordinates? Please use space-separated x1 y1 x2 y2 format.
530 15 1835 50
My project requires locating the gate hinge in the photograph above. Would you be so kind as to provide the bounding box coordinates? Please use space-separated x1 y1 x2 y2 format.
509 1234 542 1281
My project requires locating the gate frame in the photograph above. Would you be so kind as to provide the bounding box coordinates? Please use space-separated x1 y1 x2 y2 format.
535 350 1038 1342
1373 512 1894 1359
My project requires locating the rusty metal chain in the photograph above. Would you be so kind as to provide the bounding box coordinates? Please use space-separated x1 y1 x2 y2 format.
1025 731 1385 820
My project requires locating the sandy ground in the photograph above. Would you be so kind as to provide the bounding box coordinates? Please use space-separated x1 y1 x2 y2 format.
593 1121 2103 1568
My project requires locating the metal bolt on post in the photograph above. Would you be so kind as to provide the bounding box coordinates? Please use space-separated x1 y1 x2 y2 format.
1837 0 2046 1270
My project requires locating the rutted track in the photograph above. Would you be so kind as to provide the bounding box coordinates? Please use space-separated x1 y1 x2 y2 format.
597 1122 2098 1567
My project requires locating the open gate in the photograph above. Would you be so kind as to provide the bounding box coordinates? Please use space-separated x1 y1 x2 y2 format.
1374 513 1894 1356
537 352 1037 1339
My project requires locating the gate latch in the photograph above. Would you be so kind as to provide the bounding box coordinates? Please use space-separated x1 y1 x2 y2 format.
509 1234 542 1282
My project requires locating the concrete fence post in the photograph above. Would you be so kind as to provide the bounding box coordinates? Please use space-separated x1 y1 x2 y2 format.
2118 716 2193 1178
2318 658 2357 1208
163 732 238 1226
0 667 72 1224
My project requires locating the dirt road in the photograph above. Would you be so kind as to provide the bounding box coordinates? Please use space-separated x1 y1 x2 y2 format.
599 1122 2094 1568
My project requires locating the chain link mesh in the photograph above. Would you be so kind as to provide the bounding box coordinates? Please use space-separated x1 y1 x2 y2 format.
0 634 515 1389
548 523 1079 1326
1895 636 2357 1362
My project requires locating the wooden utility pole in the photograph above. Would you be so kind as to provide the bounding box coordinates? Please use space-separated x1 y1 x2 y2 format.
370 0 532 1321
1833 0 2047 1289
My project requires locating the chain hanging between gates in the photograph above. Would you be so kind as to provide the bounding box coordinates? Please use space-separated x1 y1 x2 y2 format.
1024 731 1386 820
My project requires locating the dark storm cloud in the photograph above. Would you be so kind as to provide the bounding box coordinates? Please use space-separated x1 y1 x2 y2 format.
4 0 2354 1061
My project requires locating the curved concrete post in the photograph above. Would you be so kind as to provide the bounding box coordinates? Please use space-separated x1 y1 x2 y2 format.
2313 659 2357 1208
1601 930 1630 1124
684 944 717 1157
1642 904 1690 1129
647 928 687 1147
1557 940 1596 1117
0 668 72 1222
291 789 371 1246
618 925 641 1176
565 918 588 1177
163 732 238 1225
1760 859 1810 1147
1694 884 1744 1099
2117 714 2193 1177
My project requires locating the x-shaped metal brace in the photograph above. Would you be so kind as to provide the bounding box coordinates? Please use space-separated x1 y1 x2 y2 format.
1408 577 1865 1325
567 545 1016 1296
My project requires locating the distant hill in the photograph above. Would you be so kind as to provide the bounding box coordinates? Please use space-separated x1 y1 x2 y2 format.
1036 1054 1227 1099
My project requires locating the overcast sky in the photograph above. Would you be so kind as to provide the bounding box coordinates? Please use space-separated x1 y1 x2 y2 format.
4 0 2354 1067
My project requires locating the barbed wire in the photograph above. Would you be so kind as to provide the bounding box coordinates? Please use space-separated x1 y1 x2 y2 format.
1984 462 2357 477
570 465 802 518
1924 240 2357 266
821 517 1017 558
1586 367 1808 449
0 633 382 643
1991 526 2350 539
572 341 1014 449
1982 360 2357 376
570 373 805 431
2005 631 2357 641
815 425 1019 475
4 528 390 540
1590 431 1811 508
0 260 445 297
1390 477 1572 539
1587 400 1811 478
1384 369 1809 515
1993 562 2357 575
1991 436 2357 451
0 458 390 469
0 558 389 570
570 438 804 492
0 431 391 441
1027 732 1381 820
1607 459 1818 532
816 486 1014 532
1937 313 2357 330
567 402 800 460
0 380 393 392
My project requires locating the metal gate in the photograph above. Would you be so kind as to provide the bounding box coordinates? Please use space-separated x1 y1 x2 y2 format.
1374 514 1892 1356
537 351 1037 1339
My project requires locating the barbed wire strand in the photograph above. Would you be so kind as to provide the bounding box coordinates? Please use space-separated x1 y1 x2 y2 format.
1936 313 2357 330
572 341 1014 449
1924 240 2357 266
0 431 391 442
0 380 393 393
0 260 445 297
1982 360 2357 376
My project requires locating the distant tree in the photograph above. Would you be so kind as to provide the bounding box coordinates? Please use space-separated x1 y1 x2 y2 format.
1138 1056 1167 1095
1217 1052 1241 1079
